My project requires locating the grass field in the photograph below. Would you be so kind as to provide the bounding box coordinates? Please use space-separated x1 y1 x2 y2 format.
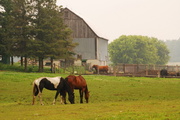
0 71 180 120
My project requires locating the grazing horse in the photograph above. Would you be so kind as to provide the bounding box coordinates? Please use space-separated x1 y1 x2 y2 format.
32 77 74 105
92 65 108 74
65 75 89 103
160 69 168 78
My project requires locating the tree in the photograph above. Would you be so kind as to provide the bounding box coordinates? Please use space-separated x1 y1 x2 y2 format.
0 0 15 64
0 0 76 72
31 0 76 72
165 38 180 62
12 0 33 71
0 0 33 68
151 38 170 65
108 35 170 65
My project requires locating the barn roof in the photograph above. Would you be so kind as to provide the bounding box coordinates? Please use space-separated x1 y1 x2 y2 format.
62 8 108 41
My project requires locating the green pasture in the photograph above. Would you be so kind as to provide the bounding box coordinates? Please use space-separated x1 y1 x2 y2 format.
0 71 180 120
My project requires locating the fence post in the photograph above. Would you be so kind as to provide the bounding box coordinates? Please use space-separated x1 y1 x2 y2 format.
157 70 160 78
145 65 148 76
123 64 126 73
97 66 99 74
136 64 139 72
113 66 116 76
53 63 56 73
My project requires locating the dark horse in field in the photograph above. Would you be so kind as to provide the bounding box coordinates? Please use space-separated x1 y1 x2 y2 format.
65 75 89 103
160 69 168 78
32 77 74 105
92 65 108 74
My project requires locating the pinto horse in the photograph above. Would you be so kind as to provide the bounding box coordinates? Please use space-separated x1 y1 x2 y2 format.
32 77 74 105
65 75 89 103
92 65 108 74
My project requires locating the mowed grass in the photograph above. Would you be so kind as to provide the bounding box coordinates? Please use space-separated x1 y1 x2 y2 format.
0 72 180 120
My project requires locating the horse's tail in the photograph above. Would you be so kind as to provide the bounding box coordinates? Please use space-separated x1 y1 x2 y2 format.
33 82 39 96
85 85 89 93
85 85 89 103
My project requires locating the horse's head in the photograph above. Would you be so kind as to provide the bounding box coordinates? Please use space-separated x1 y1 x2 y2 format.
92 65 98 69
64 78 75 104
68 93 75 104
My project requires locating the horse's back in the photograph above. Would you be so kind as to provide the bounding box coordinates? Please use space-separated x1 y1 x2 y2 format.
99 66 108 70
67 75 87 88
33 76 63 89
77 75 87 85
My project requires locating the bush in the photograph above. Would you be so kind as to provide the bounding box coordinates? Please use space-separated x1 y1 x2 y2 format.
0 63 24 71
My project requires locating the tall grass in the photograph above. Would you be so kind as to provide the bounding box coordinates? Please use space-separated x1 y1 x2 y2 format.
0 72 180 119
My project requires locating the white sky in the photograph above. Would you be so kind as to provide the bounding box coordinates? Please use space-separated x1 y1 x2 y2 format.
56 0 180 42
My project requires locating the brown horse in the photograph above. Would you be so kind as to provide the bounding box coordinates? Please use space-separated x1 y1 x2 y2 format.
92 65 108 74
65 75 89 103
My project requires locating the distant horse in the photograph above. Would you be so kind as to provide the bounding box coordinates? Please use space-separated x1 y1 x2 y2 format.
65 75 89 103
92 65 108 74
160 69 168 78
32 77 74 105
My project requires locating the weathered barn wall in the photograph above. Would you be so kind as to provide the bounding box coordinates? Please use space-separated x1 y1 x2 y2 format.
63 8 97 38
73 38 96 59
62 8 109 66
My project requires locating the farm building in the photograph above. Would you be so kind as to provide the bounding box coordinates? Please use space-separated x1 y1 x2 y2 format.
62 8 109 66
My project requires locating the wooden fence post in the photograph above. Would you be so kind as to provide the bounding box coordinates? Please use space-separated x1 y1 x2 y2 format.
53 63 56 73
145 65 148 76
123 64 126 73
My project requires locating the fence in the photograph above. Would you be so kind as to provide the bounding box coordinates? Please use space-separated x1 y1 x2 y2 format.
45 62 180 77
108 64 180 77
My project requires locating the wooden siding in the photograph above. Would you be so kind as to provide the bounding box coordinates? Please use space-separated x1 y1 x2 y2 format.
61 8 108 63
62 8 98 38
73 38 96 59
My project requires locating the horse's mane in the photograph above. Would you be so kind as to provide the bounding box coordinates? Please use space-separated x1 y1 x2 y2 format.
63 78 69 88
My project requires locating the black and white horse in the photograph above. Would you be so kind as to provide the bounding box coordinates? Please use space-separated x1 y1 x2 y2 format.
32 77 74 105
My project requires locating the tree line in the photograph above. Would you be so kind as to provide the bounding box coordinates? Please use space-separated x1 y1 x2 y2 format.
0 0 76 72
108 35 170 65
165 38 180 62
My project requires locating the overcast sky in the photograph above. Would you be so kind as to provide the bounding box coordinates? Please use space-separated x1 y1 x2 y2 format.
56 0 180 42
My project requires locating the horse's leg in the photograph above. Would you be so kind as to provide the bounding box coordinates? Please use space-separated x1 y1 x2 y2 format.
63 91 67 104
60 95 66 104
79 89 83 103
38 92 44 105
32 83 39 105
60 91 66 104
32 96 36 105
53 91 59 105
38 87 44 105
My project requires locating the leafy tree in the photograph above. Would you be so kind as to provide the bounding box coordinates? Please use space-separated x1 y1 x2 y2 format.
165 38 180 62
151 38 170 65
108 35 170 65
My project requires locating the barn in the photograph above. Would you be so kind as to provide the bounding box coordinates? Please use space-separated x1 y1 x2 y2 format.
62 8 109 66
